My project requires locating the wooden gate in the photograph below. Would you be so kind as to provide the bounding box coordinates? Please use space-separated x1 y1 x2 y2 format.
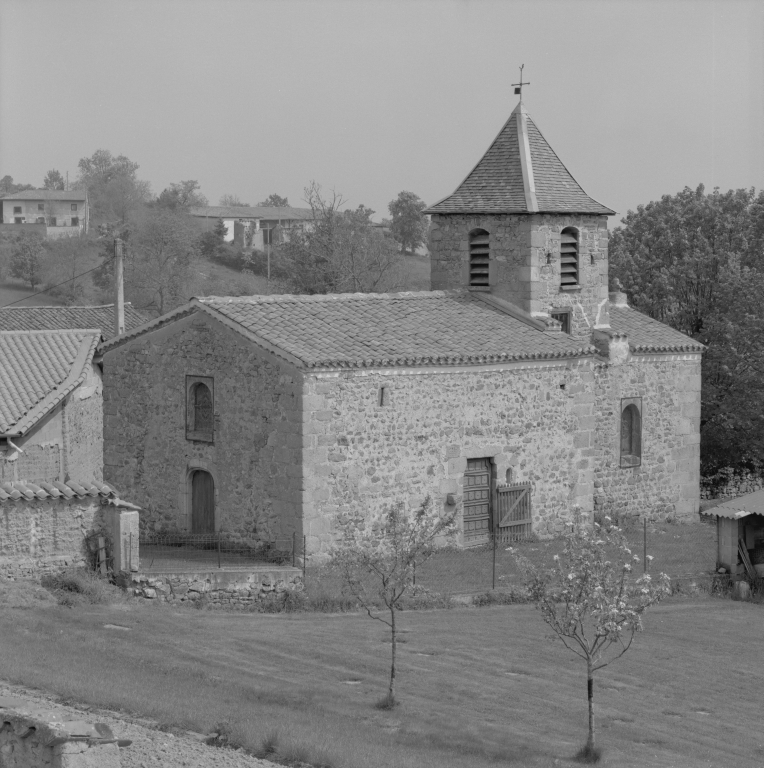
463 458 492 545
191 470 215 534
494 483 532 542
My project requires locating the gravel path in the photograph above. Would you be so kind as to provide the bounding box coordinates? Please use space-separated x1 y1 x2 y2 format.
0 680 282 768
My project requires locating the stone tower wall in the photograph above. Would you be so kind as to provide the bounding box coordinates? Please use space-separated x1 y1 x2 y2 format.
429 213 610 340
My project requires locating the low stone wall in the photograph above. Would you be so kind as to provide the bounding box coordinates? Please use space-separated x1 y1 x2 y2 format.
701 470 764 500
124 567 303 606
0 695 121 767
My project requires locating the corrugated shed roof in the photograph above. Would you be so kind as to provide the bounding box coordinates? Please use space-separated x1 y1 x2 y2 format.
1 189 87 201
706 490 764 519
0 303 150 339
187 205 313 221
0 330 100 435
425 103 614 216
99 291 595 369
609 306 705 354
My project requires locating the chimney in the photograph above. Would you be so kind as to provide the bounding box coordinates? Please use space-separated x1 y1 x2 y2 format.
114 238 125 337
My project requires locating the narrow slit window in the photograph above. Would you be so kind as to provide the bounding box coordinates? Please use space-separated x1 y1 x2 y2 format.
378 386 390 406
468 229 490 288
186 376 214 442
560 227 579 288
620 398 642 468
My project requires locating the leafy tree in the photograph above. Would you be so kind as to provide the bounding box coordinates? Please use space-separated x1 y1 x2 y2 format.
43 170 65 190
388 190 428 255
258 194 289 208
515 517 670 760
10 232 46 290
0 175 35 196
609 184 764 477
219 194 250 207
156 180 208 211
277 182 403 294
331 497 456 707
94 210 199 316
75 149 151 225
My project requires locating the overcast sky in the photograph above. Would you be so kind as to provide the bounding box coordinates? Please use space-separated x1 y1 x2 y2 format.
1 0 762 222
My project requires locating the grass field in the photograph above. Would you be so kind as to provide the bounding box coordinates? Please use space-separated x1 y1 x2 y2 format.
0 595 762 767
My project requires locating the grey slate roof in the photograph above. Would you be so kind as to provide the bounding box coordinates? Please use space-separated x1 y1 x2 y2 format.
1 189 87 201
609 306 705 353
0 303 150 339
99 291 596 369
425 103 614 216
188 205 313 221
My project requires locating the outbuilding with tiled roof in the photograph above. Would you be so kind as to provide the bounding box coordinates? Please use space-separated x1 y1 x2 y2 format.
0 303 150 339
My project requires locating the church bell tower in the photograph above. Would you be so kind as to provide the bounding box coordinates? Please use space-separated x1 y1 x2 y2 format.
424 88 615 340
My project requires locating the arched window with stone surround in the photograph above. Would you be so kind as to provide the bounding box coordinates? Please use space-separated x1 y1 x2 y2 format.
620 399 642 467
468 229 490 289
560 227 579 288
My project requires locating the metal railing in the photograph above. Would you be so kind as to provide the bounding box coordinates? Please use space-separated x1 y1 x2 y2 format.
138 532 304 572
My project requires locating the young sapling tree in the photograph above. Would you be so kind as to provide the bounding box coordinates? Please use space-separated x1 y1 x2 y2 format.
331 497 456 707
514 516 670 762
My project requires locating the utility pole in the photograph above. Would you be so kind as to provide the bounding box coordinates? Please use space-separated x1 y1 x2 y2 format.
114 238 125 337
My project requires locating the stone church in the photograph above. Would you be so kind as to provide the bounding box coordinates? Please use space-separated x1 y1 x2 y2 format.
99 99 703 556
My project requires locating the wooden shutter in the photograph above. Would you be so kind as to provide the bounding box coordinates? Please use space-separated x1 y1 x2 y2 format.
560 229 578 287
469 231 490 288
495 483 532 542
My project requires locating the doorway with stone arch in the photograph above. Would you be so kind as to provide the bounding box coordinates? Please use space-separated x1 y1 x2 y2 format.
190 469 215 533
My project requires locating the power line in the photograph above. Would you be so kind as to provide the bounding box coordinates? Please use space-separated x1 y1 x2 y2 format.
0 254 117 309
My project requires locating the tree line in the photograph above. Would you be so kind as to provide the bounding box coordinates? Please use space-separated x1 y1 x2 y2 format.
1 151 429 313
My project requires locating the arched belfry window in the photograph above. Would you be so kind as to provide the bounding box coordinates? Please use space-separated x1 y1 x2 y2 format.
620 398 642 467
468 229 490 289
560 227 579 289
186 375 214 442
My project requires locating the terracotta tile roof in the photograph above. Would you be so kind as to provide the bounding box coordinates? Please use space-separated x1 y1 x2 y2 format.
609 306 705 353
425 103 614 216
188 205 313 221
1 189 87 201
0 330 100 435
99 291 596 369
0 303 150 339
0 479 119 503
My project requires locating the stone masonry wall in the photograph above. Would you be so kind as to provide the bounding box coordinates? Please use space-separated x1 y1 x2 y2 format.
593 354 702 522
429 213 610 341
128 567 303 606
64 363 103 483
102 311 303 541
301 360 598 555
0 409 63 485
0 498 105 578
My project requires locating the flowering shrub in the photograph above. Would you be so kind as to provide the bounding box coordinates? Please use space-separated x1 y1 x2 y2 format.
513 516 670 758
331 497 456 705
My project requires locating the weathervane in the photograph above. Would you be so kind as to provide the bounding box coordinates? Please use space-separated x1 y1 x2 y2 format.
512 64 530 98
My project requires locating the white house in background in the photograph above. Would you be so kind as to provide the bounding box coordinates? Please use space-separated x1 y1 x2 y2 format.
188 205 313 248
0 190 89 238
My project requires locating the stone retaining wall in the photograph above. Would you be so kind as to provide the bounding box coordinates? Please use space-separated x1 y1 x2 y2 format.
125 567 303 606
0 696 121 767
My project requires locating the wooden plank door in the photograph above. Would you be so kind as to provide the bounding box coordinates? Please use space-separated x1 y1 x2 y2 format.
463 458 492 545
191 470 215 534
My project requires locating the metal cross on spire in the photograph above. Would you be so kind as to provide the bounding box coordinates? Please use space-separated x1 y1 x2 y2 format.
512 64 530 99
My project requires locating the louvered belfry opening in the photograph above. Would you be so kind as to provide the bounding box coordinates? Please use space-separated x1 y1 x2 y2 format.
468 229 490 288
559 227 579 288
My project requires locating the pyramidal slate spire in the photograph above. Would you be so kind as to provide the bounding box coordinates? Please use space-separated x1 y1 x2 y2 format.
425 102 614 216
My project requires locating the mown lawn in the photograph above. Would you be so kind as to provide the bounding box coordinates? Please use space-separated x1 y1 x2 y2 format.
0 596 762 767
